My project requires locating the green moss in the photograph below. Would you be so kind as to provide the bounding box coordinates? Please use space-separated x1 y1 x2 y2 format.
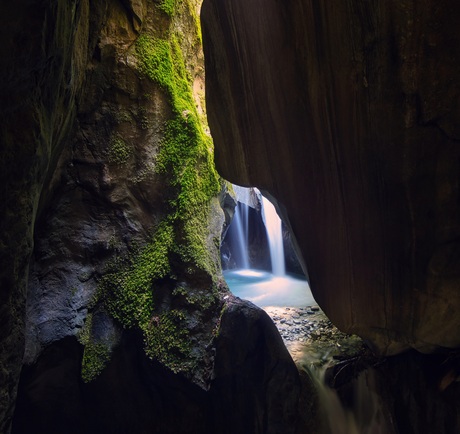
144 309 193 372
184 0 202 43
135 32 220 275
101 220 174 329
108 135 132 165
213 304 227 337
81 342 111 383
78 313 112 383
172 282 218 309
157 0 179 17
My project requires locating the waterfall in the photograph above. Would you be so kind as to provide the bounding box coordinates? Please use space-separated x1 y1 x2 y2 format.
225 185 287 275
260 195 286 276
232 185 251 254
231 202 250 269
306 366 393 434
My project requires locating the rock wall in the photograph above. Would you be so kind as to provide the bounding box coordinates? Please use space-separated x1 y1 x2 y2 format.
201 0 460 355
0 1 91 429
320 351 460 433
0 0 308 432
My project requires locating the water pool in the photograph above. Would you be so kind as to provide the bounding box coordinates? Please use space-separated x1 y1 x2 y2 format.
223 269 316 307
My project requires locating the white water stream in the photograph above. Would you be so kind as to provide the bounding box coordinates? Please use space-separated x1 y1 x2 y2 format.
224 186 314 306
260 195 286 276
231 203 250 269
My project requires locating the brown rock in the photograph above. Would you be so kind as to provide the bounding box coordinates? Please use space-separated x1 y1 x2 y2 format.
201 0 460 354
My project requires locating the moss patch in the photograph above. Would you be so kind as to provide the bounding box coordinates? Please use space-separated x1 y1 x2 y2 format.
144 309 193 372
108 135 132 165
78 313 113 383
102 220 174 329
157 0 178 17
134 30 220 277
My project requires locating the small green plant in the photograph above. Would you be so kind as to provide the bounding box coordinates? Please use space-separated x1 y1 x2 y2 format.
108 136 132 165
157 0 178 17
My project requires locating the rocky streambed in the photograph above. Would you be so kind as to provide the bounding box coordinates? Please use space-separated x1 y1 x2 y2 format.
263 305 367 368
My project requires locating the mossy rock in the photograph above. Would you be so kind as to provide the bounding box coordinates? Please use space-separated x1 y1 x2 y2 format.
85 0 222 379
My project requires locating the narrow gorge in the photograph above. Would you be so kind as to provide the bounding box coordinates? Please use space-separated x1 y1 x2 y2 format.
1 0 460 433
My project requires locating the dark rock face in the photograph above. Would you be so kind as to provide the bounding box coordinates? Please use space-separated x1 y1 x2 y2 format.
322 351 460 433
211 297 303 434
23 0 164 366
201 0 460 354
0 1 92 429
13 298 305 434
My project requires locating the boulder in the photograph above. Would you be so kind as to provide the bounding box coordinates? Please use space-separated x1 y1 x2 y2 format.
13 297 308 434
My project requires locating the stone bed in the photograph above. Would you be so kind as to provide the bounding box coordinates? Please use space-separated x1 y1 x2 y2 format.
263 305 366 368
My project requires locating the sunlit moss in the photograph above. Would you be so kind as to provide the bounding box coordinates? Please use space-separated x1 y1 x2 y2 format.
157 0 179 17
101 220 174 328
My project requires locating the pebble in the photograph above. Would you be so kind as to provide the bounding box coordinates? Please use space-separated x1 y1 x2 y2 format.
264 305 329 349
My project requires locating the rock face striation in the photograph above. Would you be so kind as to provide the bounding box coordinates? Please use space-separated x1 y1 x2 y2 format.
201 0 460 355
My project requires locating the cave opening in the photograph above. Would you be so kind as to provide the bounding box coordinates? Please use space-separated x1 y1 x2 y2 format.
221 184 315 308
220 184 336 351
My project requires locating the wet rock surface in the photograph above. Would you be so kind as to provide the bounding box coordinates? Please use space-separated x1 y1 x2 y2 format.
265 306 324 345
263 306 366 366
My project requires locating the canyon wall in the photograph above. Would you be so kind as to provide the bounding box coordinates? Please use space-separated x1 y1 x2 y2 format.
0 0 91 428
202 0 460 355
0 1 305 432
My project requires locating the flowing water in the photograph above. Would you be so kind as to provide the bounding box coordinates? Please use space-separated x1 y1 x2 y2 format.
224 189 313 305
223 269 314 307
229 203 250 269
260 195 285 276
223 186 391 434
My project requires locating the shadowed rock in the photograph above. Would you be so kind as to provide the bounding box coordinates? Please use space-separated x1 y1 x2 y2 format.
201 0 460 355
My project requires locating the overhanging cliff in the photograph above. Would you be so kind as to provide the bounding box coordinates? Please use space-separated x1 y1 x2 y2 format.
201 0 460 355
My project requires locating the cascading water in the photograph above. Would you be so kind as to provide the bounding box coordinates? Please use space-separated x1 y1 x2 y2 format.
222 185 314 307
233 185 250 258
223 186 385 434
231 202 250 269
260 194 285 276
